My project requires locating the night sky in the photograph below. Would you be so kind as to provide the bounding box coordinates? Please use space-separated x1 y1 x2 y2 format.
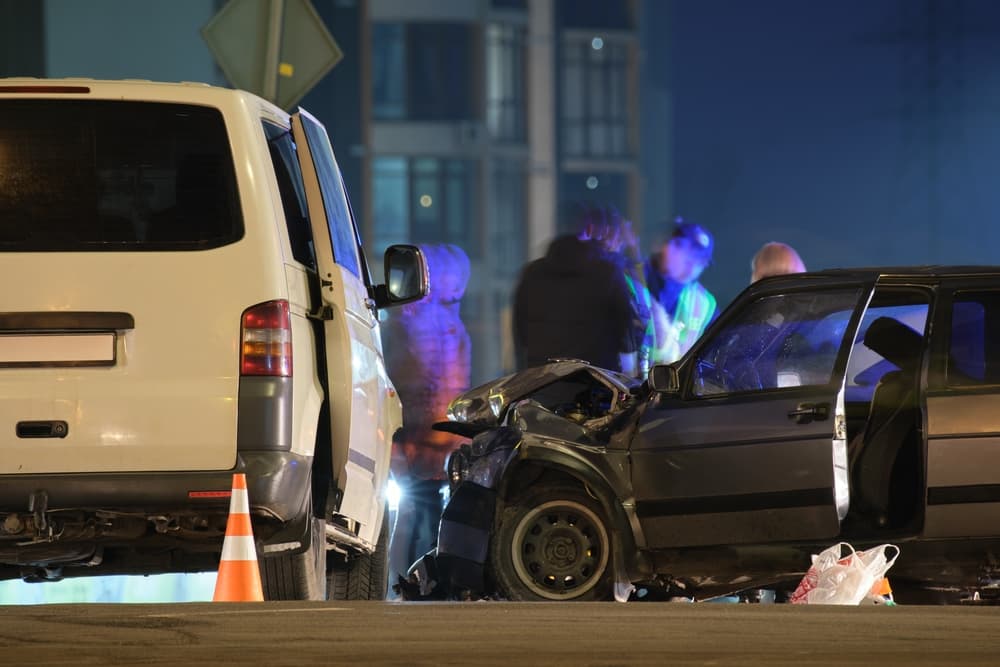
656 0 1000 309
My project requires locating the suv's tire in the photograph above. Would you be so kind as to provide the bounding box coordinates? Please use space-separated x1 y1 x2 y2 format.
491 485 612 601
328 513 389 600
260 515 327 601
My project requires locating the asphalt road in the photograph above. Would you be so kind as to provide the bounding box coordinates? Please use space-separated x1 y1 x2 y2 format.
2 600 999 666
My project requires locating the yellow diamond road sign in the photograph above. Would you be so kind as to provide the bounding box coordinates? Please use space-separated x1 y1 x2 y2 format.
202 0 343 111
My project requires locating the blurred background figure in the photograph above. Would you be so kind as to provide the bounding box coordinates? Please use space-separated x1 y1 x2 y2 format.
644 218 717 362
512 204 639 375
751 241 807 283
383 243 472 593
577 204 662 376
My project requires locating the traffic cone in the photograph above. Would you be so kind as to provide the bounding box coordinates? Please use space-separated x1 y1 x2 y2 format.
213 473 264 602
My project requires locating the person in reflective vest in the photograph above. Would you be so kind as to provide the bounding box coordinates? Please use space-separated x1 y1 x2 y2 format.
644 218 717 363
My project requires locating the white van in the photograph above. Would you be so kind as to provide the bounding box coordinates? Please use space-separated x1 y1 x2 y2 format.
0 79 426 600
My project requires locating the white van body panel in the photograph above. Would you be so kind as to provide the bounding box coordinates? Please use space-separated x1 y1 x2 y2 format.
0 82 295 474
0 79 410 588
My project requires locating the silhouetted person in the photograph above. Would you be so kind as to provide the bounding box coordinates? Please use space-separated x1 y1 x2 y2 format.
383 243 471 593
513 209 638 373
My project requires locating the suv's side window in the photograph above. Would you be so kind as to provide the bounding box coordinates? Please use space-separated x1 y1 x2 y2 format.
263 122 316 270
845 292 929 402
691 289 861 397
298 115 363 279
948 291 1000 386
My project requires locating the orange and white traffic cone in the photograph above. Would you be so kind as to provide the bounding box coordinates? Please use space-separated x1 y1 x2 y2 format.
213 473 264 602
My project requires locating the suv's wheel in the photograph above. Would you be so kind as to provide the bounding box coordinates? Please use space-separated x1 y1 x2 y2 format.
260 515 327 600
328 513 389 600
491 485 612 601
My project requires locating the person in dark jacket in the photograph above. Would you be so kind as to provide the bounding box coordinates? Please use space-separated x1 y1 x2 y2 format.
513 217 638 373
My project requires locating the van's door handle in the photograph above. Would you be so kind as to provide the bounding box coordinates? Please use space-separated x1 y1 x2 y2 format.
788 402 829 424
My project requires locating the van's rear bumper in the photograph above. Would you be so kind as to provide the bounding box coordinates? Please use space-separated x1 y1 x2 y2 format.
0 451 311 522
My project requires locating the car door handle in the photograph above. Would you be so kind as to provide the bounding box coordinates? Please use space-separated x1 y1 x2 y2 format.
787 402 829 424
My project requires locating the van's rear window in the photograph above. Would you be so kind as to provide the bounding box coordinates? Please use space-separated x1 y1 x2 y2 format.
0 100 243 251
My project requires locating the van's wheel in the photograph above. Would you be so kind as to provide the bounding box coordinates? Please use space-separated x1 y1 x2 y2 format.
328 513 389 600
260 515 327 601
491 485 612 601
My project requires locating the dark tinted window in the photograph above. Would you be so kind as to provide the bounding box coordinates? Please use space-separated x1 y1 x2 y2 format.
948 291 1000 386
263 122 315 269
372 22 478 121
0 100 242 251
558 0 635 29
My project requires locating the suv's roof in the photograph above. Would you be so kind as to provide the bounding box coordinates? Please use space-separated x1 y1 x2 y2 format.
754 265 1000 288
817 265 1000 277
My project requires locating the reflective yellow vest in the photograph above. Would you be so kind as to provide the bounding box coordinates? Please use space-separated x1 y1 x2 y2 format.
656 281 717 364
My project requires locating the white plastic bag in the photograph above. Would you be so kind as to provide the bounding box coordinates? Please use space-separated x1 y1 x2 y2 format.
789 542 899 605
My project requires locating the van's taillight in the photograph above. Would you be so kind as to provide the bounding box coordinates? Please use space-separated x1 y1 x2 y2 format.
240 300 292 377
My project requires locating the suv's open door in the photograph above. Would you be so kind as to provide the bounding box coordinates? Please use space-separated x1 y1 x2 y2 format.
291 110 388 547
633 275 877 548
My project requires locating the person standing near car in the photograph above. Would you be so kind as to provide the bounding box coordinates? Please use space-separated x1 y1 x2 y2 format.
751 241 806 283
382 243 472 593
512 205 641 375
644 218 717 362
578 205 669 377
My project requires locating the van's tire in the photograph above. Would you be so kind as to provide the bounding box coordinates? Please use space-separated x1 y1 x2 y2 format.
328 514 389 600
260 516 327 601
491 485 612 601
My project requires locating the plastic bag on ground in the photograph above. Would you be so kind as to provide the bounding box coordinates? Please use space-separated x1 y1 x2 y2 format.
789 542 900 605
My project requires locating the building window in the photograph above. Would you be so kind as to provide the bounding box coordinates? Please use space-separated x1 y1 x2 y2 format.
492 0 527 10
372 22 478 122
558 171 629 235
486 24 526 143
558 0 635 30
490 158 527 277
372 157 479 257
561 34 631 158
372 24 405 119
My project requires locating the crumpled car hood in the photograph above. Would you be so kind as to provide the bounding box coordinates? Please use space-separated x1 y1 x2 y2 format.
444 359 640 429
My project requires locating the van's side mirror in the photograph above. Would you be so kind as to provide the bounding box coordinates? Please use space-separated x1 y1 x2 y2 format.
371 244 429 309
648 364 680 394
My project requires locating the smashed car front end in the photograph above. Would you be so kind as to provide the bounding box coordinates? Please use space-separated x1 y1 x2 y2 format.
401 360 643 599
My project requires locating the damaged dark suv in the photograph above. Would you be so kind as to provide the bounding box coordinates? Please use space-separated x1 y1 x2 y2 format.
406 267 1000 602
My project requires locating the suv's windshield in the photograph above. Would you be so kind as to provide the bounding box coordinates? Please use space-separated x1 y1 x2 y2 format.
0 100 242 251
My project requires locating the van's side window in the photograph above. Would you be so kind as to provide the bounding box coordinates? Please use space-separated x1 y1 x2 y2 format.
948 291 1000 386
298 115 363 279
263 122 316 270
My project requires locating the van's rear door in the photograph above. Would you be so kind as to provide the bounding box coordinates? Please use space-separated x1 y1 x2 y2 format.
0 96 244 473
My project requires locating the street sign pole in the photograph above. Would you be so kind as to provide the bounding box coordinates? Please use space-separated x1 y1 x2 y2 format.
262 0 284 104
